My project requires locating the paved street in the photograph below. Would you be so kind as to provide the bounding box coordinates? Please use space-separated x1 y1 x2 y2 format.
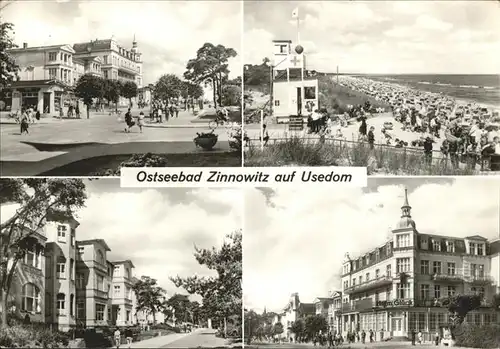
0 108 237 175
161 328 237 348
246 341 437 348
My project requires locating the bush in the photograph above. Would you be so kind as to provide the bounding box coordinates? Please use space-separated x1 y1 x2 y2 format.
0 325 70 348
454 323 500 348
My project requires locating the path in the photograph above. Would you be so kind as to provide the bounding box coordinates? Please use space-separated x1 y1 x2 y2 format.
161 328 236 348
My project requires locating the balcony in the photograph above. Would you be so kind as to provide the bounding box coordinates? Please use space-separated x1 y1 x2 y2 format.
341 298 374 313
344 275 393 295
468 275 494 285
432 273 464 283
93 289 109 299
118 64 138 75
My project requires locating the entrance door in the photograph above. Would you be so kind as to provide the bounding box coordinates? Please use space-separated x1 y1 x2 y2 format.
391 317 403 336
296 87 302 115
43 93 51 113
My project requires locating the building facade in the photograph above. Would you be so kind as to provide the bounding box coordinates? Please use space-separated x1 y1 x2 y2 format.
111 260 135 327
2 37 142 115
339 189 500 340
272 293 315 342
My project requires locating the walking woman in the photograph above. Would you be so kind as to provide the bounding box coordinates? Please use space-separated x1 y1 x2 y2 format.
20 109 29 135
137 111 145 133
124 108 135 133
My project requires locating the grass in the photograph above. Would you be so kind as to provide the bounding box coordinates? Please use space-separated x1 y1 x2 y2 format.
244 137 478 176
39 151 242 176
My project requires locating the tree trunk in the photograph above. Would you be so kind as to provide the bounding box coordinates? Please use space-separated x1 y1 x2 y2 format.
224 316 227 338
1 290 7 328
218 73 223 106
152 311 156 324
212 79 217 108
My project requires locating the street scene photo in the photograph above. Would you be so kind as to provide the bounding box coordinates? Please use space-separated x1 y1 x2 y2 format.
243 1 500 175
0 179 242 348
0 0 243 176
243 179 500 348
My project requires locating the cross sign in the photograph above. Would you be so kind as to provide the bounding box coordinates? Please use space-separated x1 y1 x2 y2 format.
290 55 301 67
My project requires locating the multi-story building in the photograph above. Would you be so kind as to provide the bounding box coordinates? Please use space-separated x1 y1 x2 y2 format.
339 189 500 340
75 239 113 328
314 297 332 319
273 293 315 342
111 260 135 327
2 37 142 114
44 212 79 331
327 291 342 334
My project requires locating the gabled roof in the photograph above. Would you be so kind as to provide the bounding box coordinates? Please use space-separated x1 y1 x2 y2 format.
77 238 111 251
113 259 135 268
299 303 315 314
464 235 488 241
330 291 342 298
314 297 333 304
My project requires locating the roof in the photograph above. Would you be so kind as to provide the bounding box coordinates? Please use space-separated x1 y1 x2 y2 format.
47 210 80 227
112 259 135 268
77 239 111 251
464 235 488 241
314 297 333 303
273 40 292 43
3 79 68 89
299 303 315 314
9 44 75 54
73 39 113 53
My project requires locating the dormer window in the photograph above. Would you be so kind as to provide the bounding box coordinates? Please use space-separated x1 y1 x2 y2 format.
469 242 476 255
365 255 370 265
432 239 441 251
446 241 455 253
477 244 484 255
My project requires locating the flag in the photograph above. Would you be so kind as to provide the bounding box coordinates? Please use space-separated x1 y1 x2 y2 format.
292 7 299 19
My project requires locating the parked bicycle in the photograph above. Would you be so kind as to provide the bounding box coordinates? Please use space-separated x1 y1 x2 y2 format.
208 108 229 130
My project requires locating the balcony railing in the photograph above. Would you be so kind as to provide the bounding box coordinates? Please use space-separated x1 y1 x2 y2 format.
341 298 374 312
344 275 392 294
414 298 494 308
432 273 464 282
468 275 493 284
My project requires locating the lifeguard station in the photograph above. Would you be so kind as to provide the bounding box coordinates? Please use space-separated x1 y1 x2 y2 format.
271 39 319 125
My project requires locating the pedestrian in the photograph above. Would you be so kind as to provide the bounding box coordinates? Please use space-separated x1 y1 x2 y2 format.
35 108 41 121
434 331 440 346
418 331 423 344
114 328 121 348
20 109 29 135
75 104 80 118
368 126 375 149
125 327 133 348
124 108 135 133
411 329 416 346
423 136 433 165
174 104 179 118
137 111 145 133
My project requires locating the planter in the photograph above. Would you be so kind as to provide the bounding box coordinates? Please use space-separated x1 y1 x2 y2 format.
194 133 218 150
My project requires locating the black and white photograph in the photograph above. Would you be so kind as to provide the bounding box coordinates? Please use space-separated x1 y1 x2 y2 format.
0 179 242 348
243 1 500 175
243 178 500 348
0 0 243 176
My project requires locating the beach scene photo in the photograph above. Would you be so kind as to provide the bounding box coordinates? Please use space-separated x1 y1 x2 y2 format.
243 1 500 175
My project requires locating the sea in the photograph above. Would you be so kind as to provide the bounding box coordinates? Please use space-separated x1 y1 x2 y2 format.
356 74 500 107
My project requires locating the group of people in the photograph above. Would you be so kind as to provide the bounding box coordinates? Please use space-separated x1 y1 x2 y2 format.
123 108 146 133
150 100 181 123
113 327 134 349
16 106 41 135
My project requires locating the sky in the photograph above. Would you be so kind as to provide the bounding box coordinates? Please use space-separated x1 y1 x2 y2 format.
2 0 242 84
244 1 500 74
243 178 500 313
1 180 242 301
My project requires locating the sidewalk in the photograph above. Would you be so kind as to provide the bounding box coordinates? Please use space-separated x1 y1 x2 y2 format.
129 329 200 348
144 111 211 129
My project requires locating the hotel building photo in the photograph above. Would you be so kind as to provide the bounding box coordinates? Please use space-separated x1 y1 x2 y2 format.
334 190 499 340
1 37 147 116
6 212 143 330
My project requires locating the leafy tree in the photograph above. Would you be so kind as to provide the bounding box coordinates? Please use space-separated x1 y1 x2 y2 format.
184 43 237 108
74 74 104 119
0 20 19 89
304 314 328 340
442 294 482 327
493 293 500 309
0 179 87 327
243 57 271 87
154 74 183 104
170 230 242 336
291 318 306 342
132 275 166 324
121 81 138 106
221 85 241 107
244 310 261 344
165 294 190 325
273 322 284 336
103 79 122 111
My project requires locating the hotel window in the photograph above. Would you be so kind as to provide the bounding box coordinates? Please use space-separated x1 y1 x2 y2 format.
434 285 441 299
375 269 380 278
97 275 104 291
343 280 348 289
447 262 456 276
76 273 84 288
472 287 485 299
60 52 63 60
96 304 105 321
386 243 392 255
386 287 392 300
22 283 40 313
478 264 484 277
56 293 66 314
447 286 456 297
432 239 441 251
397 283 410 299
104 70 109 79
420 284 430 300
97 250 105 264
396 234 410 248
396 258 410 273
114 285 120 296
420 238 428 249
359 275 362 284
469 243 476 255
49 52 57 61
366 273 370 281
477 244 484 255
76 301 85 319
352 279 356 286
57 259 66 278
126 310 131 322
420 260 429 274
70 259 74 280
432 261 442 275
446 241 455 253
71 230 75 246
70 294 74 316
114 266 120 276
386 264 391 277
57 225 67 242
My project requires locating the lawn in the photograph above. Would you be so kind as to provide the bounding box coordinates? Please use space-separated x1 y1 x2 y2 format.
39 151 242 176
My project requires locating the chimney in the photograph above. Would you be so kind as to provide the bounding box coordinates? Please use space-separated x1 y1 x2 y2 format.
23 43 28 49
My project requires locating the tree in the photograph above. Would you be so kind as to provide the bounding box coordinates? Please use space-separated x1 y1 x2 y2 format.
304 314 328 340
74 74 104 119
442 294 482 328
184 43 237 108
154 74 183 104
221 85 241 106
243 57 271 87
291 318 306 342
244 310 261 344
0 179 87 327
170 230 242 336
273 322 284 337
165 294 190 325
132 276 165 324
121 81 138 107
0 20 19 89
103 79 122 111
